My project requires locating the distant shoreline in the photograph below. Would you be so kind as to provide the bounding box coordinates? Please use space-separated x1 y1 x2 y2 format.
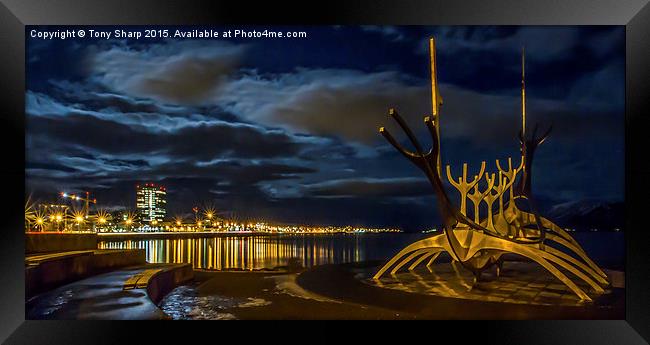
94 230 622 242
96 231 403 241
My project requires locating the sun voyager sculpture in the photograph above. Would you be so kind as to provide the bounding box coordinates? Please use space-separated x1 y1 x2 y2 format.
373 38 609 302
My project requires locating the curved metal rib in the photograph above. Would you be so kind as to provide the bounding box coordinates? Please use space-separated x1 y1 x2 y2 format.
408 250 440 270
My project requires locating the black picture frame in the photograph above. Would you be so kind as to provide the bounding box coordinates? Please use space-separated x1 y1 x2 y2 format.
1 0 649 343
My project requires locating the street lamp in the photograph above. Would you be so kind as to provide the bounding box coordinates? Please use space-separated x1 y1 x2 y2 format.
75 215 84 232
35 216 44 231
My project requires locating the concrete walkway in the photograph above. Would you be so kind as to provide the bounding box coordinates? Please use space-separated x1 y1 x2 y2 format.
26 264 189 320
25 249 147 299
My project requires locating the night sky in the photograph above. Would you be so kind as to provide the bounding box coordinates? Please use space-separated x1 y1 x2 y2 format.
25 26 625 231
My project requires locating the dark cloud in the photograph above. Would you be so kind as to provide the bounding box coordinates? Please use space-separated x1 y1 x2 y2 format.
216 69 428 144
216 66 622 154
360 25 406 41
91 41 246 105
305 177 431 198
27 112 308 160
410 26 626 100
102 158 150 168
26 162 79 173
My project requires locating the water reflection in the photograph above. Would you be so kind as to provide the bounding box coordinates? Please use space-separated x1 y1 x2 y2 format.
97 232 623 272
99 234 389 270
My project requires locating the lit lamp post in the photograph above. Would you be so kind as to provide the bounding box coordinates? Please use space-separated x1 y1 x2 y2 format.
204 209 215 231
35 216 44 232
97 216 106 232
54 213 62 232
121 211 137 232
75 215 84 232
206 213 212 229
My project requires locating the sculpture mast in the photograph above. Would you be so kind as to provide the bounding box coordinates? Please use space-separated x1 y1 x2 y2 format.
521 47 526 140
430 37 443 175
520 46 527 172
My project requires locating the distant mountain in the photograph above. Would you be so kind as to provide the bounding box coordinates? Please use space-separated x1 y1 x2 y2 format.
545 200 624 232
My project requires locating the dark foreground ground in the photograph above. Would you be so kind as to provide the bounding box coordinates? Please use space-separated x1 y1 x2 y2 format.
158 261 624 320
159 268 408 319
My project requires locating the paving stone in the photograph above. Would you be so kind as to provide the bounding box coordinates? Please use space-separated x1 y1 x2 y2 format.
538 291 563 298
513 290 539 299
526 282 546 288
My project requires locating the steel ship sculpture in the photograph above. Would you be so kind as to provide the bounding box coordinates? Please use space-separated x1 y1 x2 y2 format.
373 38 609 302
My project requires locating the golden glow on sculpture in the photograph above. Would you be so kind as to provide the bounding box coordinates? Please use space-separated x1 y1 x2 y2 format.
373 37 609 302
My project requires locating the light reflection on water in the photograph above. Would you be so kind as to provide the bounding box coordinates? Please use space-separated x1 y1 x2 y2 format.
98 233 427 270
97 232 624 271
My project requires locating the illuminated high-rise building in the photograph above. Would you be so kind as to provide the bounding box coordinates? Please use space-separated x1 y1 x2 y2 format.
136 183 166 224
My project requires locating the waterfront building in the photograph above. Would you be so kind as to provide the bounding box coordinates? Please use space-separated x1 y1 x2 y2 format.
136 183 167 224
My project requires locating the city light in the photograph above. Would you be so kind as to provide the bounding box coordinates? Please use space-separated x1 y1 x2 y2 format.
174 215 184 227
96 209 110 224
33 211 46 231
204 207 215 220
26 191 403 234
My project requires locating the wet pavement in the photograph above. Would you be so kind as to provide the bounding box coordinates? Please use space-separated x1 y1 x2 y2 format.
158 269 411 320
158 283 271 320
297 261 625 319
26 265 172 320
